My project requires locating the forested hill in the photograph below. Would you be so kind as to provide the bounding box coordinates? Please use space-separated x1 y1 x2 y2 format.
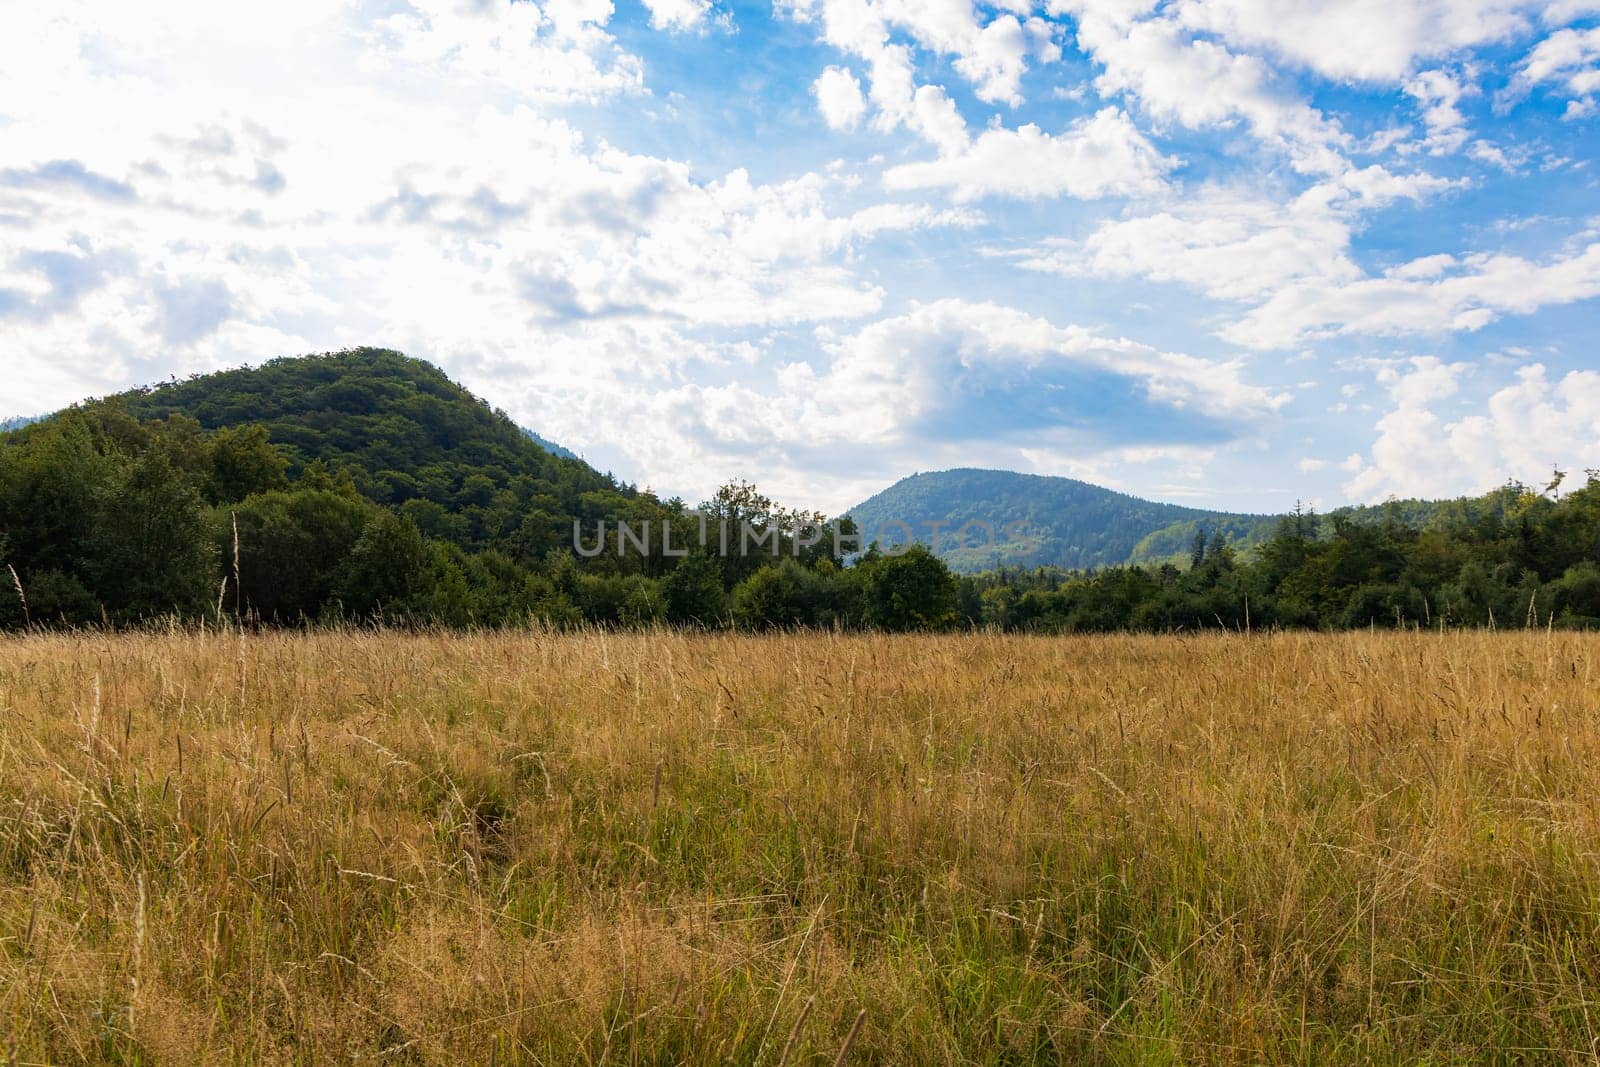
62 348 656 561
108 348 607 514
0 349 709 627
843 468 1513 573
845 469 1272 572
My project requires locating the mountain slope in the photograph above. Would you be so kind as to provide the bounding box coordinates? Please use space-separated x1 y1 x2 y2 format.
0 349 676 625
845 469 1271 572
106 349 612 506
56 348 660 567
847 468 1522 574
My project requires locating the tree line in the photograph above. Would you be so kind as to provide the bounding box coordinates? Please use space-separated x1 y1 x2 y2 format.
960 476 1600 632
3 370 1599 633
0 405 960 631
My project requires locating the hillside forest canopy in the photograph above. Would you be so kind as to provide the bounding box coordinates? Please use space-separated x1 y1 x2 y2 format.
3 349 1600 633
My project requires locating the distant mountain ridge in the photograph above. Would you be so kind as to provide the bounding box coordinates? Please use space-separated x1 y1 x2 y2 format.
844 469 1272 572
844 468 1485 574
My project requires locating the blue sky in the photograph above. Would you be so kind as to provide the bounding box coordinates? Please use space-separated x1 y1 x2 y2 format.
2 0 1598 514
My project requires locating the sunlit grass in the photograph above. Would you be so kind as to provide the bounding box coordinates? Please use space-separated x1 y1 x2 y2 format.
3 629 1599 1063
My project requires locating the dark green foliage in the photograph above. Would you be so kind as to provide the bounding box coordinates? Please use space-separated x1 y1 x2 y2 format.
0 411 214 624
102 348 624 556
663 555 728 627
523 428 579 461
731 560 842 630
854 545 960 632
205 424 289 504
228 488 374 622
949 476 1600 634
849 469 1496 574
89 449 216 622
1546 564 1600 628
336 510 428 619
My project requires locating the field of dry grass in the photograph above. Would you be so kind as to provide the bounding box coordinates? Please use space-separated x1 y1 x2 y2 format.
2 629 1599 1064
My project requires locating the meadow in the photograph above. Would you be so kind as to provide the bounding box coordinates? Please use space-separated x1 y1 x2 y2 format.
2 629 1599 1064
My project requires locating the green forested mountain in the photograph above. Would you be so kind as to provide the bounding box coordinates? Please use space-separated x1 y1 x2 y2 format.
844 468 1510 573
106 349 626 552
845 468 1271 572
0 351 884 629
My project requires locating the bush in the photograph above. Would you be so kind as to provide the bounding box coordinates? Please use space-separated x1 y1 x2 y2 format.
663 555 727 627
732 560 832 630
853 546 959 632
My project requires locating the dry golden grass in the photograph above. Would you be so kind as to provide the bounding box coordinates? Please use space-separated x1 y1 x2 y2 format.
3 629 1600 1064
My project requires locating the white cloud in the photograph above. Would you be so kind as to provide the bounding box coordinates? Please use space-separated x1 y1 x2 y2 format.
360 0 647 102
787 0 1049 108
640 0 714 31
911 85 973 156
1170 0 1534 83
524 298 1286 512
948 13 1032 105
800 299 1287 433
1053 0 1351 174
1404 69 1473 153
814 66 868 130
1225 240 1600 348
1004 166 1456 303
0 0 974 426
883 107 1173 201
5 0 1599 513
1009 187 1359 300
1345 359 1600 501
1002 155 1600 352
1506 26 1600 116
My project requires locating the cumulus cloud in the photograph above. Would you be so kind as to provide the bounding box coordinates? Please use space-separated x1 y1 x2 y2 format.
1225 240 1600 348
997 158 1600 354
505 299 1286 513
4 0 1599 512
814 66 868 130
785 0 1047 110
1004 166 1459 311
1167 0 1534 83
640 0 715 31
1052 0 1351 175
0 0 973 426
361 0 647 102
1345 359 1600 501
1009 187 1361 301
0 160 138 203
798 299 1288 436
1404 69 1474 153
1505 26 1600 117
0 244 128 323
153 276 234 345
883 107 1173 201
